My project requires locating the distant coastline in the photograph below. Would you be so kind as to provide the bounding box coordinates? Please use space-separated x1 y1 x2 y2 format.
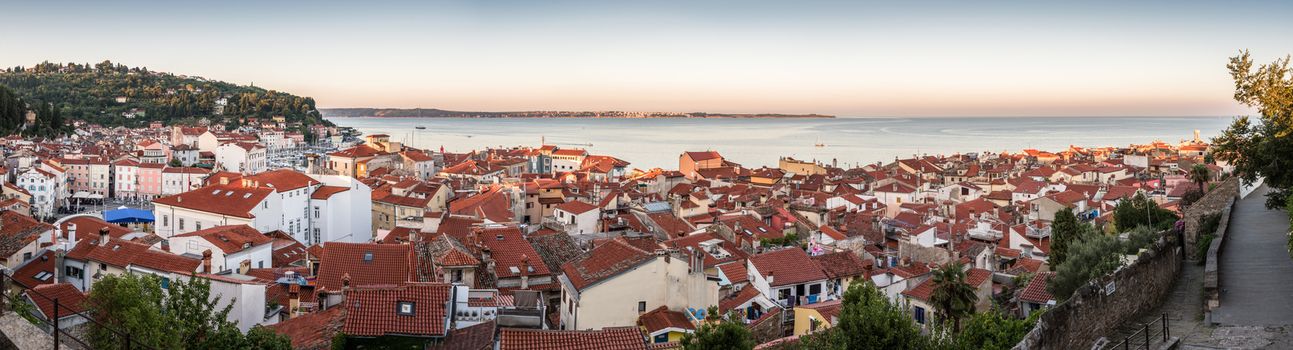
319 108 833 119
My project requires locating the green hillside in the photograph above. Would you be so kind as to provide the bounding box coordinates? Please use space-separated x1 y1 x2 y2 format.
0 61 330 128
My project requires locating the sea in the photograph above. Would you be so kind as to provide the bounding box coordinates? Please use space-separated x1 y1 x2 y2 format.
325 116 1235 170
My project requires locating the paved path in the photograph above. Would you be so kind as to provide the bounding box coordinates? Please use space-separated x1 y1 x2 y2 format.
1211 185 1293 326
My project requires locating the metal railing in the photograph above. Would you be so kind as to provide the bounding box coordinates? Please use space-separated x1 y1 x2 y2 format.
0 272 157 350
1104 313 1170 350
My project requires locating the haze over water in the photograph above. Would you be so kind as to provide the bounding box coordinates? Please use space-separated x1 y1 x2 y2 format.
328 116 1233 170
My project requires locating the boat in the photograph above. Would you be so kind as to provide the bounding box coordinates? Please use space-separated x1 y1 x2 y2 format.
815 136 825 148
415 126 427 130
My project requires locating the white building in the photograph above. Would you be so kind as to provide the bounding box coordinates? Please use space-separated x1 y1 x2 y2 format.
112 159 140 200
215 142 267 175
162 167 211 195
17 168 60 219
552 200 599 235
152 184 280 238
306 175 373 245
167 225 274 272
153 170 371 245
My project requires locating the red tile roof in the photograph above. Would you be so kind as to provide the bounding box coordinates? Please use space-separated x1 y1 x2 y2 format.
317 242 413 292
243 169 317 191
638 306 696 334
683 151 723 162
152 184 273 218
499 327 648 350
555 200 599 215
28 283 87 320
173 225 271 254
269 306 344 350
342 283 452 337
0 211 54 259
810 251 870 280
562 239 654 291
474 226 551 279
749 248 827 287
1019 272 1055 304
58 216 132 241
11 250 57 288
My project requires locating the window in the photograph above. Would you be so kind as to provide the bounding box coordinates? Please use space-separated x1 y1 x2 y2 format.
397 301 415 316
913 306 926 324
638 301 646 313
65 266 83 279
163 215 169 227
179 218 185 231
809 284 822 295
314 207 320 218
195 222 202 231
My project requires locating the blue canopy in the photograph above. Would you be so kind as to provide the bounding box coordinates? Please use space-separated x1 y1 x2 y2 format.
103 208 155 223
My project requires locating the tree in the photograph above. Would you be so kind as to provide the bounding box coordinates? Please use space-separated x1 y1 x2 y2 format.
1049 209 1080 267
799 280 930 350
930 263 978 332
1212 51 1293 209
679 310 755 350
85 273 292 350
1189 164 1212 192
1113 193 1176 232
950 309 1040 350
170 158 184 167
1047 234 1124 300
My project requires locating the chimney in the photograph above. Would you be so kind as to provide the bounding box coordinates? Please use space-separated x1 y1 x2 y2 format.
766 270 774 286
202 250 213 273
67 224 77 244
287 283 301 319
341 272 352 290
520 254 530 289
239 259 251 275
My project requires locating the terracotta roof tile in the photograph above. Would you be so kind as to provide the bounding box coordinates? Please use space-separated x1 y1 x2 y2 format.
28 283 87 320
341 283 452 337
173 225 271 254
638 306 695 334
269 305 344 349
317 242 413 292
499 327 648 350
749 248 827 287
1019 272 1055 304
562 239 654 291
152 184 273 219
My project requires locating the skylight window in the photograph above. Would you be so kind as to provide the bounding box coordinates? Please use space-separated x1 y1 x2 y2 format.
34 271 52 281
212 190 221 195
363 252 373 262
509 266 521 274
397 301 415 316
243 193 251 198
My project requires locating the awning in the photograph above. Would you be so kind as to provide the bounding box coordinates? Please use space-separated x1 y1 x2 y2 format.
104 208 155 223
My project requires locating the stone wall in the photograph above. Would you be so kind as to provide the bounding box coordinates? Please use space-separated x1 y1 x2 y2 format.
1183 178 1240 259
1013 233 1183 350
1202 196 1237 322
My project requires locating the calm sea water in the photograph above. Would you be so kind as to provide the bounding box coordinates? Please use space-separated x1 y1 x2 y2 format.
325 117 1234 170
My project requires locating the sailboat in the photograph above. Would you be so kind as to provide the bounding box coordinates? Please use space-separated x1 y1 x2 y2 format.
814 136 826 148
415 126 427 130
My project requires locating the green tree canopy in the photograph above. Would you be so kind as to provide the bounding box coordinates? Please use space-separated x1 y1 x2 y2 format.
1113 193 1177 232
85 273 291 350
930 263 978 332
1213 51 1293 208
799 280 931 350
680 310 756 350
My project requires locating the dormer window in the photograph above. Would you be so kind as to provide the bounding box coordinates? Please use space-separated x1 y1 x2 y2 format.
397 301 415 316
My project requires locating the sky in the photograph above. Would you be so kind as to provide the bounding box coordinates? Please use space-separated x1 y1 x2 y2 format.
1 0 1291 117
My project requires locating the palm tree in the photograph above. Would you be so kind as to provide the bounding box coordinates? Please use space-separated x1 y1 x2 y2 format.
930 262 978 332
1190 164 1212 192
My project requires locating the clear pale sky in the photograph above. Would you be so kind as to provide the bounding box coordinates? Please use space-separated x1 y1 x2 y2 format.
2 0 1290 116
